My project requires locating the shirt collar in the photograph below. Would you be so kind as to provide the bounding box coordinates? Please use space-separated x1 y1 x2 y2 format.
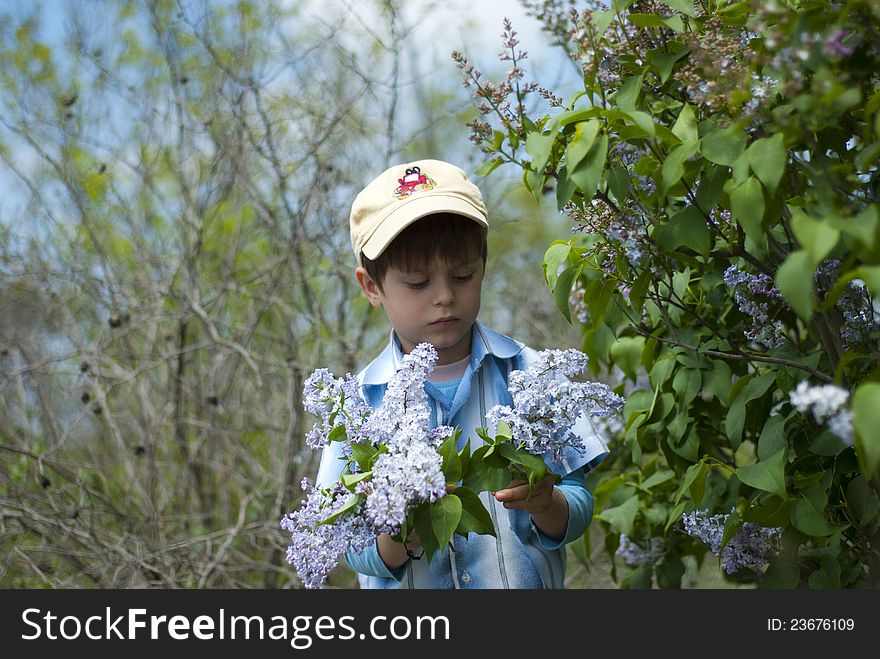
359 320 524 386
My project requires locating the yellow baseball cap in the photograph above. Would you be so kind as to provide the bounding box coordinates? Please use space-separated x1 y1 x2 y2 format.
350 159 488 266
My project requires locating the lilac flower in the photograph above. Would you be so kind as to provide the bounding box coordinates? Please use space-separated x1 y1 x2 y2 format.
283 342 451 586
302 369 372 449
363 436 447 535
616 534 664 567
823 29 856 59
486 348 625 463
789 380 854 446
365 343 438 447
280 479 374 589
682 509 782 574
723 264 787 347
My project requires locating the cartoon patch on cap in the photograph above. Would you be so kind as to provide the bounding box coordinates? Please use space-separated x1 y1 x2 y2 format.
393 166 436 199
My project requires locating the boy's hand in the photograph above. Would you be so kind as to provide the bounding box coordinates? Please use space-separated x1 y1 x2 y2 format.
492 475 555 514
493 475 569 540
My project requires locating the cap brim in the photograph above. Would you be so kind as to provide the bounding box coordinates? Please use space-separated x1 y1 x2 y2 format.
360 194 488 262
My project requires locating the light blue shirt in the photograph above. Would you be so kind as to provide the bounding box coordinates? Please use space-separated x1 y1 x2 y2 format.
314 321 609 588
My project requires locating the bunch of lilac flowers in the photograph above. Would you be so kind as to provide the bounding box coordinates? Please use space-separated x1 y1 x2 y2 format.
486 348 624 464
279 478 375 590
789 380 854 446
281 343 451 588
616 534 664 567
682 509 782 575
723 264 788 347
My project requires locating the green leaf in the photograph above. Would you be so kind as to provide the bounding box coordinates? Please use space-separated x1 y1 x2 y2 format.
653 206 711 256
747 133 786 193
701 125 746 166
555 165 577 210
659 0 695 16
757 415 788 461
671 104 698 144
412 502 439 563
735 448 787 499
853 382 880 476
597 494 639 536
569 133 608 202
790 483 835 536
661 140 698 192
498 442 550 495
452 487 496 536
775 250 814 321
847 476 879 527
431 494 463 551
615 71 645 111
566 120 600 170
327 425 347 443
439 433 462 485
461 445 512 493
525 131 555 177
606 166 631 203
475 157 504 177
675 458 709 505
829 206 879 250
553 263 582 323
610 336 645 381
729 176 765 245
350 442 378 472
743 495 789 527
790 209 840 267
458 437 470 481
629 269 651 316
648 47 689 83
761 558 800 588
340 471 371 488
725 373 776 450
543 241 572 292
641 469 675 491
623 111 656 137
319 493 359 525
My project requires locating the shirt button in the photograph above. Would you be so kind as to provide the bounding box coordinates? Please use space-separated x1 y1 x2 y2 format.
461 571 470 583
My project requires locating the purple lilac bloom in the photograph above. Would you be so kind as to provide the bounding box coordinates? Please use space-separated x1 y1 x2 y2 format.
365 343 438 447
823 29 856 59
682 509 782 574
616 534 664 567
280 479 375 589
486 348 625 463
789 380 854 446
363 434 447 535
723 264 787 347
302 369 372 450
285 342 451 587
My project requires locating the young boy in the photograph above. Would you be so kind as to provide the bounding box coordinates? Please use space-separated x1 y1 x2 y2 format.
315 159 608 588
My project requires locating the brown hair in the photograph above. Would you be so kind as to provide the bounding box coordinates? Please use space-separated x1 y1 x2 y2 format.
362 213 487 291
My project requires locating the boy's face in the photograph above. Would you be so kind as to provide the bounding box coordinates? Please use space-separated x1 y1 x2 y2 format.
356 255 484 365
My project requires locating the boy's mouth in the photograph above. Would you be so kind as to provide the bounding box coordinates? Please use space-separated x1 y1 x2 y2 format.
431 317 459 327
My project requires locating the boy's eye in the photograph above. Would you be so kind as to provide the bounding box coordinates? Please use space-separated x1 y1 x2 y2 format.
405 281 428 290
453 272 474 282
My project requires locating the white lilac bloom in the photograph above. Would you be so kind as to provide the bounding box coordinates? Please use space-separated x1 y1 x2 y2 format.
365 343 438 446
682 509 782 575
302 369 372 450
616 534 664 567
285 342 450 585
789 380 854 446
363 435 447 535
486 348 625 463
280 479 374 589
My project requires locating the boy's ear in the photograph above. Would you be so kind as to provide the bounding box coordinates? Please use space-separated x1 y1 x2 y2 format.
356 267 383 308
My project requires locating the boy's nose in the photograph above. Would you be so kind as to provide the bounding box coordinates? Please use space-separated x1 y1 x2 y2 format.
433 282 454 306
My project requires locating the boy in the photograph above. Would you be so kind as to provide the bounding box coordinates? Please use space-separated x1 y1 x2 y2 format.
315 159 608 588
